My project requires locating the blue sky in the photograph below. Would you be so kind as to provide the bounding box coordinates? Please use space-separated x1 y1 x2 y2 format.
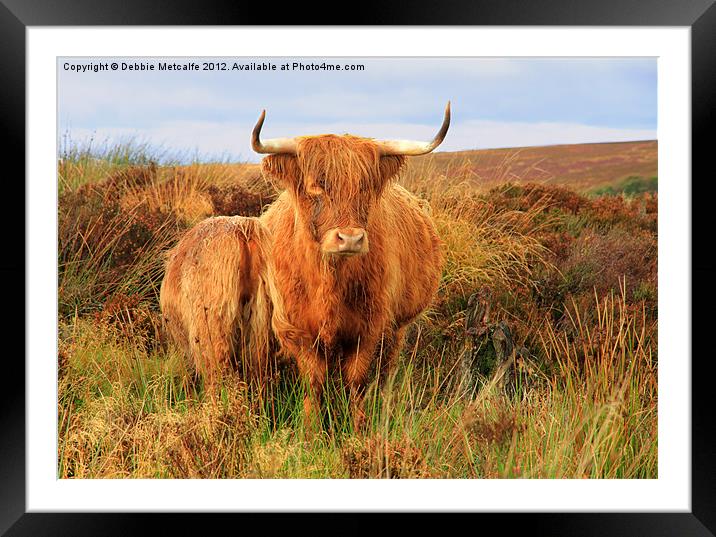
58 57 656 163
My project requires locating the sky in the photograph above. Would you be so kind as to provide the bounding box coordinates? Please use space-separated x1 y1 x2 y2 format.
58 57 657 163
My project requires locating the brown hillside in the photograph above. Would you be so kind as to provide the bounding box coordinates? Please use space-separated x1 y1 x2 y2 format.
414 140 657 192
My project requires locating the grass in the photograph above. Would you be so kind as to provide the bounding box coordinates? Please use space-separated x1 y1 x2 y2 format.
592 175 658 197
57 140 658 479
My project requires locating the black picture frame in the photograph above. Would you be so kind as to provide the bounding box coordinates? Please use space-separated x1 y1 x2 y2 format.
4 0 714 534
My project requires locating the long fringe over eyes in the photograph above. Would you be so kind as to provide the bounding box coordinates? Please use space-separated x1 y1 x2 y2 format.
261 135 406 201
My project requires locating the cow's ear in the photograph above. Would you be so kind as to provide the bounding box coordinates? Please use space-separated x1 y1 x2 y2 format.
378 155 406 184
261 154 301 190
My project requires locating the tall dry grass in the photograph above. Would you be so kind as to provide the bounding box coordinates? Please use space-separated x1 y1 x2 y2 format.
57 143 658 479
460 283 657 479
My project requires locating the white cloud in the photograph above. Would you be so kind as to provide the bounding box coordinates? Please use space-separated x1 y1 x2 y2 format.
58 78 260 124
63 119 656 164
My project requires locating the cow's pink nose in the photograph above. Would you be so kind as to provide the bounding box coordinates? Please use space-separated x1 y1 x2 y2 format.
322 227 368 255
337 230 364 252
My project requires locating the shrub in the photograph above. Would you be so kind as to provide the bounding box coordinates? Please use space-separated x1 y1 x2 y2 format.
593 176 658 197
207 184 275 217
58 164 186 317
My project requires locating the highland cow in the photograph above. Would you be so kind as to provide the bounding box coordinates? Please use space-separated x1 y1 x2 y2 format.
160 103 449 427
160 216 274 388
253 103 449 427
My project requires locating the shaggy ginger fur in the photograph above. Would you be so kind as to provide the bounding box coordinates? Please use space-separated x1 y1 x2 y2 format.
260 135 444 425
160 217 273 388
160 134 444 425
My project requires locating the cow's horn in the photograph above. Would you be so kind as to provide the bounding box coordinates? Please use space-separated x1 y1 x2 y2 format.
251 110 298 154
377 101 451 156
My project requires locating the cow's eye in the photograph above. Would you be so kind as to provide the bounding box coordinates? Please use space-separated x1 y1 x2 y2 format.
304 174 324 197
305 185 323 197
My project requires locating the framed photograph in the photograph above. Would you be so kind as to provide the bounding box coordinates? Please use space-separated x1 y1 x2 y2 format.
5 0 714 534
